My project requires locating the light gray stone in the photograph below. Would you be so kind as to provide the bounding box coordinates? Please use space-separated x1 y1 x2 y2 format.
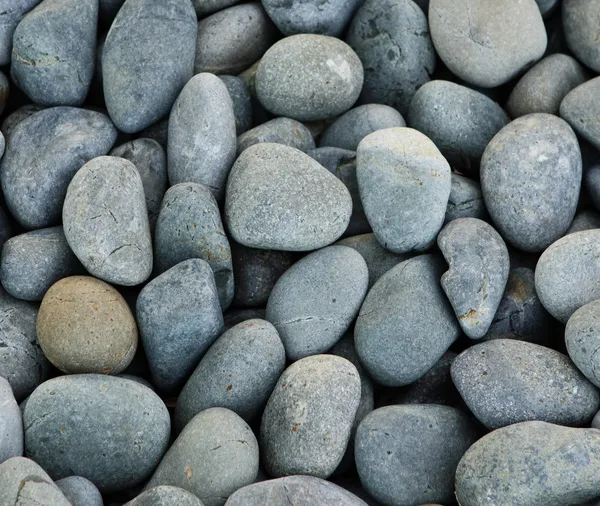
566 300 600 389
445 174 487 224
560 76 600 152
0 103 44 139
55 476 103 506
126 486 204 506
0 0 43 66
563 0 600 73
238 117 315 156
0 378 22 465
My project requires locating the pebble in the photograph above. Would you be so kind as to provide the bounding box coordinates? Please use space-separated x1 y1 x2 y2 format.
586 166 600 212
560 76 600 152
223 308 265 331
0 0 42 65
23 374 171 493
356 127 451 254
0 103 44 139
256 34 363 121
566 300 600 389
237 117 315 156
0 377 22 465
55 476 103 506
445 174 487 224
567 210 600 234
191 0 241 17
563 0 600 73
219 75 252 135
125 486 205 506
0 132 4 160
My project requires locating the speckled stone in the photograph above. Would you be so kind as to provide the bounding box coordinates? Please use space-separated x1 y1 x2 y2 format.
102 0 197 133
24 375 171 493
355 254 461 387
220 75 252 135
126 486 205 506
11 0 98 105
564 0 600 73
346 0 435 115
0 106 117 229
0 378 22 465
237 117 315 156
455 421 600 506
356 127 451 254
63 156 153 286
445 174 487 224
566 300 600 389
256 34 363 121
0 103 44 139
225 143 352 251
567 210 600 234
146 408 259 506
561 77 600 152
55 476 103 506
0 0 42 65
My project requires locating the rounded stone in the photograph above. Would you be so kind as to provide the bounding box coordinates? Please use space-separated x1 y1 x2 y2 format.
63 156 153 286
191 0 241 17
560 76 600 153
346 0 435 115
125 486 205 506
225 143 352 251
223 308 265 331
237 117 315 156
451 339 600 429
260 355 361 478
445 174 487 224
220 75 252 135
146 407 259 506
136 259 224 393
0 377 22 465
102 0 197 133
563 0 600 73
256 34 363 121
481 113 582 252
356 127 451 254
566 300 600 389
168 73 237 201
23 374 171 493
266 245 368 360
55 476 103 506
429 0 547 88
354 254 461 387
0 0 43 66
0 106 117 229
355 405 476 506
567 210 600 235
0 103 45 139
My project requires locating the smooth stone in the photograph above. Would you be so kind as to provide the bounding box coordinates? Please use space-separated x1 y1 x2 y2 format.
0 0 43 65
356 127 451 254
567 210 600 234
0 226 82 301
110 138 168 230
429 0 547 88
126 486 205 506
154 183 234 309
0 106 117 229
146 407 259 506
195 3 275 75
266 245 368 360
346 0 435 115
55 476 103 506
260 355 361 478
223 308 265 331
256 34 363 121
24 374 171 493
225 143 352 251
0 71 7 115
0 103 45 139
481 113 582 252
563 0 600 73
355 405 476 506
192 0 241 16
594 411 600 429
560 77 600 152
438 218 510 339
237 117 315 156
445 174 487 224
566 300 600 388
455 421 600 506
176 319 285 429
63 156 153 286
136 259 224 393
354 254 461 387
0 378 23 464
407 80 509 173
11 0 97 105
168 73 237 200
451 339 600 429
103 0 197 133
507 54 587 118
220 75 252 135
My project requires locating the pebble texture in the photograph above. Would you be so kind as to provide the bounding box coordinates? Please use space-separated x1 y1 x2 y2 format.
0 103 44 139
563 0 600 73
566 300 600 389
102 0 198 133
126 486 205 506
0 0 43 66
444 174 487 224
192 0 240 16
237 117 315 156
55 476 103 506
568 210 600 235
0 377 23 464
220 75 252 135
560 77 600 153
23 374 171 493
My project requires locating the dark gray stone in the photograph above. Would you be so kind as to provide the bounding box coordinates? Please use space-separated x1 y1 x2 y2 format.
237 117 315 156
220 75 252 135
192 0 241 16
567 210 600 234
223 308 265 330
260 355 361 478
481 113 581 252
11 0 97 105
55 476 103 506
0 103 44 139
154 183 234 309
0 0 43 66
0 377 22 465
63 156 153 286
256 34 363 121
225 143 352 251
354 254 461 386
139 118 168 148
24 374 171 493
445 174 487 224
451 339 600 429
356 127 451 254
593 410 600 429
137 259 224 393
560 76 600 152
346 0 435 115
146 407 259 506
103 0 197 133
537 0 559 16
126 486 205 506
0 70 7 115
355 405 476 506
0 106 117 229
175 319 285 429
99 0 125 24
586 165 600 212
566 300 600 389
563 0 600 73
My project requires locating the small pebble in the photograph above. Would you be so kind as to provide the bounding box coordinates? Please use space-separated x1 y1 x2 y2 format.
566 300 600 388
237 117 315 156
563 0 600 73
0 0 43 66
560 76 600 153
567 210 600 234
219 75 253 135
125 486 204 506
55 476 104 506
444 174 487 224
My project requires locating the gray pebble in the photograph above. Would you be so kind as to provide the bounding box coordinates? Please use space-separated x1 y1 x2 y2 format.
139 118 168 148
566 300 600 388
154 183 234 309
126 486 205 506
563 0 600 73
225 143 352 251
356 127 451 254
445 174 487 224
451 339 600 429
137 259 224 393
0 377 22 465
55 476 103 506
593 411 600 429
266 245 368 360
256 34 363 121
11 0 97 105
567 210 600 234
103 0 197 133
346 0 435 115
146 407 259 506
0 103 45 139
223 308 265 331
24 374 171 493
355 405 476 506
260 355 361 478
354 254 461 386
537 0 559 16
220 75 252 135
0 0 42 66
63 156 153 286
237 117 315 156
168 73 237 201
561 77 600 152
192 0 241 16
0 106 117 229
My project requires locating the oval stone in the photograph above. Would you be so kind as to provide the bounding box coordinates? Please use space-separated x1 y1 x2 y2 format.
445 174 487 225
126 486 204 506
220 75 252 135
566 300 600 388
55 476 103 506
0 0 43 66
563 0 600 73
0 378 22 464
237 117 315 156
560 76 600 152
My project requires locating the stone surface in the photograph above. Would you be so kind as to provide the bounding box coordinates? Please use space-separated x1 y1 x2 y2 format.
0 0 43 66
99 0 125 24
220 75 252 135
191 0 241 17
237 117 315 156
126 486 205 506
0 103 44 139
560 77 600 153
0 377 22 465
563 0 600 73
223 308 265 331
566 300 600 389
55 476 103 506
567 210 600 234
445 174 487 224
